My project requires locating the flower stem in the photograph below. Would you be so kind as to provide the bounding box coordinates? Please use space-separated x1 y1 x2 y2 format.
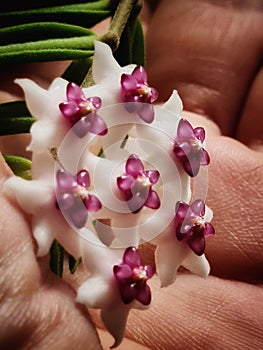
103 0 142 50
81 0 142 88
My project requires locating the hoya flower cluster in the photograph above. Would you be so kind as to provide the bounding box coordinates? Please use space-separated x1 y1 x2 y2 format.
5 41 214 347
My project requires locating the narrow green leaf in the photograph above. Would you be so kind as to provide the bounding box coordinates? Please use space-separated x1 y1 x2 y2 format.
0 35 96 63
0 100 34 135
0 0 103 13
3 155 31 180
0 100 30 118
50 240 64 278
0 117 34 135
0 1 112 28
120 134 129 148
113 17 144 66
0 22 95 45
68 255 82 274
131 18 145 66
97 148 105 158
0 49 94 64
0 35 96 54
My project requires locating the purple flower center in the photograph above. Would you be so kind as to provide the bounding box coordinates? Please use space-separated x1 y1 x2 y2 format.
59 82 107 137
117 154 160 213
175 199 215 256
121 66 158 123
56 169 101 228
173 118 210 177
113 247 154 305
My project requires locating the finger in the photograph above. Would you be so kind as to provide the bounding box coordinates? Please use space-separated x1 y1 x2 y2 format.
205 136 263 281
181 110 221 137
125 274 263 350
145 0 263 135
236 66 263 151
0 155 102 349
0 154 39 295
0 134 31 158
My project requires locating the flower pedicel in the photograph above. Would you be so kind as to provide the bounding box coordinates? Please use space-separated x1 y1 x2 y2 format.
5 41 215 347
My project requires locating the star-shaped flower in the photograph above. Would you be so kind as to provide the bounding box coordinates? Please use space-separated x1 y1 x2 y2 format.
121 66 158 123
154 200 214 287
113 247 154 305
56 169 101 229
117 154 160 213
175 199 215 255
173 118 210 177
59 82 107 137
6 40 216 349
76 244 150 348
5 171 81 258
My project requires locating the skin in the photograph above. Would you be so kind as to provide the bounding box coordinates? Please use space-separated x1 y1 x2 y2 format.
0 0 263 349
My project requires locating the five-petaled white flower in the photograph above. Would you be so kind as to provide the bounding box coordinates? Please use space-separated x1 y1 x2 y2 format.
5 40 214 347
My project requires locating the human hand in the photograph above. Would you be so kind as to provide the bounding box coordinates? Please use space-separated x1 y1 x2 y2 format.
0 158 151 349
144 0 263 144
0 1 263 348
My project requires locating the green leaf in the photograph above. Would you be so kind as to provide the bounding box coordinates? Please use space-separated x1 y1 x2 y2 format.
130 18 145 66
0 48 94 64
0 36 96 63
50 240 65 278
120 134 129 148
0 101 35 135
3 155 31 180
0 22 95 45
0 100 30 117
0 1 112 28
97 147 105 158
0 117 35 135
113 17 145 66
0 0 104 13
68 255 82 274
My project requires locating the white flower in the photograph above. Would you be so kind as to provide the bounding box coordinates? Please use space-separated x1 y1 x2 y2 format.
154 202 213 287
15 77 69 154
77 245 148 348
5 39 215 348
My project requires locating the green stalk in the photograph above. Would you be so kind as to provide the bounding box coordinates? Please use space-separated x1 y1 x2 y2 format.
81 0 141 87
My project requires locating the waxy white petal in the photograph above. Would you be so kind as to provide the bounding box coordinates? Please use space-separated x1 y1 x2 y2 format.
155 231 190 287
182 251 210 278
162 89 183 116
32 213 55 257
77 275 115 308
101 303 131 348
5 177 53 214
